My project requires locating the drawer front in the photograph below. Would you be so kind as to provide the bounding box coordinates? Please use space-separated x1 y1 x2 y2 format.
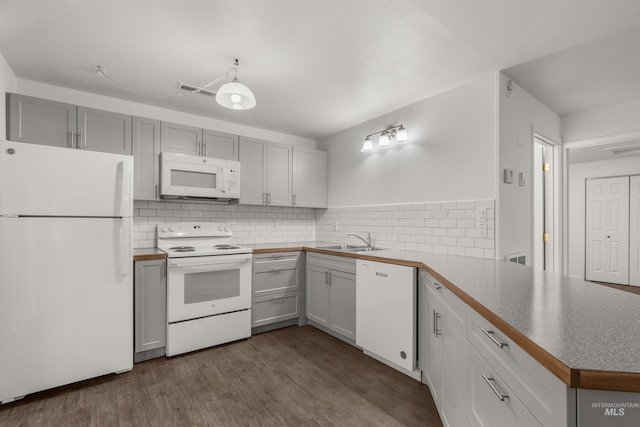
253 258 299 273
468 345 541 427
253 267 299 296
307 252 356 274
254 251 299 265
252 292 300 327
467 308 568 427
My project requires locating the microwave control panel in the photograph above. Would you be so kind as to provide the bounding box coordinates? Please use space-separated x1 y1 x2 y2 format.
227 167 239 196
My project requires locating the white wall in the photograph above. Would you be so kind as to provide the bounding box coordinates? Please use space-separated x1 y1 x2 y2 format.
316 73 498 207
567 158 640 279
562 99 640 143
0 52 17 138
498 73 561 263
15 79 316 148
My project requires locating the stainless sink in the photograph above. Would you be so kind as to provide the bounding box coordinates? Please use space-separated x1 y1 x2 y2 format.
318 244 384 252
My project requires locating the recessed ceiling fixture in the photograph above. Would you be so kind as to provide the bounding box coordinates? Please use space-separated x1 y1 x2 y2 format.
361 125 409 153
96 59 256 110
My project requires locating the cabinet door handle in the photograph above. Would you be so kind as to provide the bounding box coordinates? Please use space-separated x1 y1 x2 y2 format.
433 310 441 337
375 272 388 277
481 328 508 349
431 280 442 290
292 194 296 205
482 374 508 401
77 132 83 148
203 143 207 157
268 193 272 204
68 131 74 148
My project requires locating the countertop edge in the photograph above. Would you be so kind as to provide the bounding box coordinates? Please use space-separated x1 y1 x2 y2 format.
253 245 640 393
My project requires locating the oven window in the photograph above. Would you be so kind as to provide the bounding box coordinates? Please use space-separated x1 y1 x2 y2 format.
171 169 217 189
183 270 240 304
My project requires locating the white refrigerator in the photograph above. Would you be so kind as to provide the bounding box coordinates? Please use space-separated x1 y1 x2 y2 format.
0 140 133 404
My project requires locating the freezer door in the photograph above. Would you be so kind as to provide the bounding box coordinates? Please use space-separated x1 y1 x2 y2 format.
0 140 132 217
0 217 133 403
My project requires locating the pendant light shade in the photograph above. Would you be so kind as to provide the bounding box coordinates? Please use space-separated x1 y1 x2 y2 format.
361 137 374 152
396 125 408 142
378 132 390 146
216 78 256 110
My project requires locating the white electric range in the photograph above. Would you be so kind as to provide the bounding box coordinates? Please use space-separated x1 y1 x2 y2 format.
157 222 253 356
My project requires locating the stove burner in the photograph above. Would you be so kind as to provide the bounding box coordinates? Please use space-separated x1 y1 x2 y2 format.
214 244 240 250
169 246 196 252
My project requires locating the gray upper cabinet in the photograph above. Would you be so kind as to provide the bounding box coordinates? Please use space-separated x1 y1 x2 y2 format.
239 136 293 206
77 107 132 155
7 93 77 148
161 121 239 160
132 117 161 201
293 147 327 208
6 93 132 155
203 129 239 160
160 121 201 156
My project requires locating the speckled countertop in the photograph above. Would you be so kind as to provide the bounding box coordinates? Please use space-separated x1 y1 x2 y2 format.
248 242 640 392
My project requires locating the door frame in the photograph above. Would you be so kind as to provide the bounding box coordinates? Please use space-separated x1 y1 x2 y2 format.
532 132 561 273
562 130 640 277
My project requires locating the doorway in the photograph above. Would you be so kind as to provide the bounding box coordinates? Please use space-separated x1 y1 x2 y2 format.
533 136 557 271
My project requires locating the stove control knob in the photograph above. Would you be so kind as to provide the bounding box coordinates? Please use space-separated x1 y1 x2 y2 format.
218 226 223 231
160 227 167 233
224 226 229 232
169 226 175 232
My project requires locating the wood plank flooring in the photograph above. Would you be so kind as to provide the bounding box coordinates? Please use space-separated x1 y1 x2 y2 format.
0 325 442 426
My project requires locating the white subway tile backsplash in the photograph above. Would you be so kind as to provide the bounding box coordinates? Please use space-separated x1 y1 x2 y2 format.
133 198 495 258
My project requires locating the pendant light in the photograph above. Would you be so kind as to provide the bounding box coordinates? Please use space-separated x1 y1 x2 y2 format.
216 59 256 110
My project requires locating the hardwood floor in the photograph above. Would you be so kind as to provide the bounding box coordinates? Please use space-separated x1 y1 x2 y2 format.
0 326 442 426
592 281 640 296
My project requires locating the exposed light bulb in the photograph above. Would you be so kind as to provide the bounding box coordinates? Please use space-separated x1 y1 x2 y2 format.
231 94 242 103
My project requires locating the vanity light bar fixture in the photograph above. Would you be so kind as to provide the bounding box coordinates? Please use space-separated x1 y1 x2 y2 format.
361 125 409 153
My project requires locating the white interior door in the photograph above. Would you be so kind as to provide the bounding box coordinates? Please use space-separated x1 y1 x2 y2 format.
585 177 630 284
630 175 640 286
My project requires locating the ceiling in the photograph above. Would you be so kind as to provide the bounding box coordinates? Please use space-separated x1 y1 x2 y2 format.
1 1 639 141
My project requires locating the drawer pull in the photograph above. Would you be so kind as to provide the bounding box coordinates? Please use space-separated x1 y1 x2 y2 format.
433 310 441 337
482 374 508 401
482 328 508 349
431 281 442 290
375 272 388 277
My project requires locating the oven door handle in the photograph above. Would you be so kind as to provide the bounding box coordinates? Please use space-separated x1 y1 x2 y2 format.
169 256 252 269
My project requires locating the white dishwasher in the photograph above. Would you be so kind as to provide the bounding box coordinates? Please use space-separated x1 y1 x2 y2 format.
356 259 417 372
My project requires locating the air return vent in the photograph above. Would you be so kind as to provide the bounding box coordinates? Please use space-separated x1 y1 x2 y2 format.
504 253 526 265
178 82 217 97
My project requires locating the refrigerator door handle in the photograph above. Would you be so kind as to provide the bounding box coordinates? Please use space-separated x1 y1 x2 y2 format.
119 160 132 217
119 218 132 275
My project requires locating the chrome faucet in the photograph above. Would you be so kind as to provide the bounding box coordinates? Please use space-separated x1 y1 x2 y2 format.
348 232 372 248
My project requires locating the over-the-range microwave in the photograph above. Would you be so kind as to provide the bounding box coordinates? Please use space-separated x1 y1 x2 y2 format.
160 152 240 201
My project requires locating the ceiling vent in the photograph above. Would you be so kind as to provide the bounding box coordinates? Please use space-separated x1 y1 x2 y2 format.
178 82 216 97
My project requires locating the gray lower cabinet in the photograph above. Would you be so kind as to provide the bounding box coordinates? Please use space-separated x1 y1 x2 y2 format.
132 117 161 200
306 252 356 342
7 93 132 155
134 258 167 362
251 252 301 329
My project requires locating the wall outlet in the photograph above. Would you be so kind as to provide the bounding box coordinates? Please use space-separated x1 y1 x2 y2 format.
477 221 487 237
272 219 277 229
477 207 487 222
333 222 338 231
